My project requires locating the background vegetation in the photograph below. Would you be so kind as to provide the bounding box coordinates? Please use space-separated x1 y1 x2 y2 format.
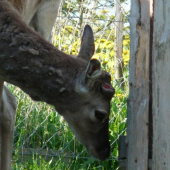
9 0 130 169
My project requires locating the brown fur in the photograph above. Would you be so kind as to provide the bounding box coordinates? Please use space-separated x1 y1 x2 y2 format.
0 0 61 169
9 0 24 12
6 0 60 41
0 1 115 169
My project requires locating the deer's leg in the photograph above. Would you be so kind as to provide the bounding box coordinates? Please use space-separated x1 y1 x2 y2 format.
0 84 17 170
29 0 61 42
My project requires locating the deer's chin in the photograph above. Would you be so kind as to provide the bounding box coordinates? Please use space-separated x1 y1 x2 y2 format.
87 145 110 161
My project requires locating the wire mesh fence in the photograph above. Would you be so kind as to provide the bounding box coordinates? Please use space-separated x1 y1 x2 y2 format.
10 0 130 169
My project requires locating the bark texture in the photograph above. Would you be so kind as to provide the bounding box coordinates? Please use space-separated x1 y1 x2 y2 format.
152 0 170 169
126 0 150 169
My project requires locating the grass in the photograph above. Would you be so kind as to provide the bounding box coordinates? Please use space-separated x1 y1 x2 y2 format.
5 72 128 170
6 22 130 170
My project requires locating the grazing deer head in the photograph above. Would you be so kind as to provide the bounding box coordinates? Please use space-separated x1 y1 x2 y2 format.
54 25 115 160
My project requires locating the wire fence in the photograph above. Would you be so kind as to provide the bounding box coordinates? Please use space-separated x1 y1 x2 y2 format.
11 0 130 169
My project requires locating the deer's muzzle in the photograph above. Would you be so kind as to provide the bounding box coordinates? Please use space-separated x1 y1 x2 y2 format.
88 142 110 161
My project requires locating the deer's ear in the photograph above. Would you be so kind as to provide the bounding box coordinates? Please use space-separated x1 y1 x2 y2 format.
75 59 102 93
77 25 95 62
84 59 102 81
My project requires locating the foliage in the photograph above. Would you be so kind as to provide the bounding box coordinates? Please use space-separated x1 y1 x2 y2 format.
10 85 128 169
54 25 130 73
10 0 130 169
9 29 129 169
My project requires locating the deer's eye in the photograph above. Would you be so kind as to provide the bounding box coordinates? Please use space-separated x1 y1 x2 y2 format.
95 111 106 121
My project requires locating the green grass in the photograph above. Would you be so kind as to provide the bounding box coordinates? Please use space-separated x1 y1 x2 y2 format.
6 32 129 168
6 46 129 169
6 73 128 170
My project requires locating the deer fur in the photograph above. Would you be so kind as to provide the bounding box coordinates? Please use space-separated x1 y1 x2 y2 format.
8 0 61 41
0 0 115 169
0 0 61 169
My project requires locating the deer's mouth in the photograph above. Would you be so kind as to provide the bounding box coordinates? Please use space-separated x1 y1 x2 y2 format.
88 144 110 161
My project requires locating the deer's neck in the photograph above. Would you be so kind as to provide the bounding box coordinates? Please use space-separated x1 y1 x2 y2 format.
0 1 86 108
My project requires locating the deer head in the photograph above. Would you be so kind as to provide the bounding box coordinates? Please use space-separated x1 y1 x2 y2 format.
0 3 114 159
55 25 115 161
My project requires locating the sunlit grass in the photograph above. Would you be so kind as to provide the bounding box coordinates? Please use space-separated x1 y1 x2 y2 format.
8 24 130 170
7 70 128 170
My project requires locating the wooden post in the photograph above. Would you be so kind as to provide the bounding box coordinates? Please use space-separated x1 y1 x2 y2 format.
152 0 170 169
114 0 124 88
126 0 150 169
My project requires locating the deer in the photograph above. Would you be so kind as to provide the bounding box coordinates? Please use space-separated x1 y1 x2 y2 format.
0 0 61 169
7 0 61 42
0 0 115 169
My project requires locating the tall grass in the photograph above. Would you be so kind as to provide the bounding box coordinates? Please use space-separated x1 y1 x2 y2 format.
6 69 128 170
8 16 129 170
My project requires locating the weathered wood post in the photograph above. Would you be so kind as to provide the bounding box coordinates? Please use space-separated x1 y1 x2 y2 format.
126 0 151 169
119 0 170 169
114 0 124 88
152 0 170 169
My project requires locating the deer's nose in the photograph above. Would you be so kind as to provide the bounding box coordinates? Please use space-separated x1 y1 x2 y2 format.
88 144 110 161
98 145 110 161
98 146 110 161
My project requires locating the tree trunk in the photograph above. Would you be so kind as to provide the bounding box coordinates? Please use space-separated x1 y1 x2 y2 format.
126 0 150 169
152 0 170 169
114 0 124 89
